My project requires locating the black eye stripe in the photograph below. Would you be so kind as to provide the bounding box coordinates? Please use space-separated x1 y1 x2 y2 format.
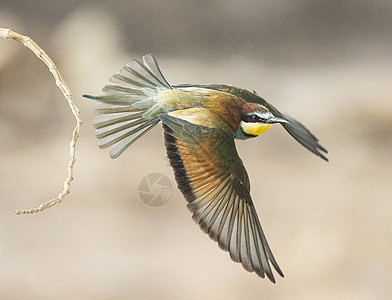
241 114 265 122
241 115 253 122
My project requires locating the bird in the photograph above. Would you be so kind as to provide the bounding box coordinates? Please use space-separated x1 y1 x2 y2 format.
83 54 328 283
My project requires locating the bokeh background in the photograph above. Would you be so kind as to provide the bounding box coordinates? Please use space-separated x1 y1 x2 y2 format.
1 1 391 299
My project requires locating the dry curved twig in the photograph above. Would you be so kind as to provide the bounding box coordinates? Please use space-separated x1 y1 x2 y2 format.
0 28 82 215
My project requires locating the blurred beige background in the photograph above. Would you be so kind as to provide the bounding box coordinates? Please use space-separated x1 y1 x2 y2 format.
1 1 391 299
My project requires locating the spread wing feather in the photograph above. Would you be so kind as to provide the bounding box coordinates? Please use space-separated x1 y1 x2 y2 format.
160 113 283 282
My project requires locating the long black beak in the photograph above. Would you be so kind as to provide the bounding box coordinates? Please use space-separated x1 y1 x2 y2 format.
267 116 289 124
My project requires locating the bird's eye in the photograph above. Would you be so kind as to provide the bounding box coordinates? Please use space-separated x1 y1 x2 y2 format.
241 114 264 122
251 115 261 122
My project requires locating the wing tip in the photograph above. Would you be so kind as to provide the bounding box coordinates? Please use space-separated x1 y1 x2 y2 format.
282 121 329 162
319 152 329 162
266 273 276 284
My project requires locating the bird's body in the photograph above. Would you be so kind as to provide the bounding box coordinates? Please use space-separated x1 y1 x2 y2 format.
84 54 327 283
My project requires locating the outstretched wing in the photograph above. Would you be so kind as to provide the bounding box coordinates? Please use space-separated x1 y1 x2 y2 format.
159 110 284 282
174 84 328 161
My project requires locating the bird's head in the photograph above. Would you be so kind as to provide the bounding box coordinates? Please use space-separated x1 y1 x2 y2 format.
237 104 288 139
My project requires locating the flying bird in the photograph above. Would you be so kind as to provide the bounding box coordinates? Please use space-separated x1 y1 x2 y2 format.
83 54 328 283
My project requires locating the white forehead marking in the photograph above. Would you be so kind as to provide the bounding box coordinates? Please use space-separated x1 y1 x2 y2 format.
254 110 273 118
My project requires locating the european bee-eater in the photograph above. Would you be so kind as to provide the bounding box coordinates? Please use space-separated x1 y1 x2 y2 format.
83 54 328 283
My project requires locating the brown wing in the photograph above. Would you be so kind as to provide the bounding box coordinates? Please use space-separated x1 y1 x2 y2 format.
159 111 284 282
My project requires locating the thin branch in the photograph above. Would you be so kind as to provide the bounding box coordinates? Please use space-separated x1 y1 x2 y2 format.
0 28 82 215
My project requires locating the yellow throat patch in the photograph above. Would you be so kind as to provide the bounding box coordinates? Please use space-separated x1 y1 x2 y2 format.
241 122 272 136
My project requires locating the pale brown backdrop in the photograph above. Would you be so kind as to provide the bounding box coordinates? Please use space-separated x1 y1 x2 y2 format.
1 1 391 299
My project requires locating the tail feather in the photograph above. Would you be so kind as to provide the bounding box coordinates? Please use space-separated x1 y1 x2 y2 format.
109 73 153 89
83 94 146 106
108 121 159 159
142 55 172 88
98 118 158 149
121 65 161 89
94 103 141 114
96 118 147 139
83 54 171 158
104 119 160 159
113 56 172 90
93 111 145 129
102 85 147 95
